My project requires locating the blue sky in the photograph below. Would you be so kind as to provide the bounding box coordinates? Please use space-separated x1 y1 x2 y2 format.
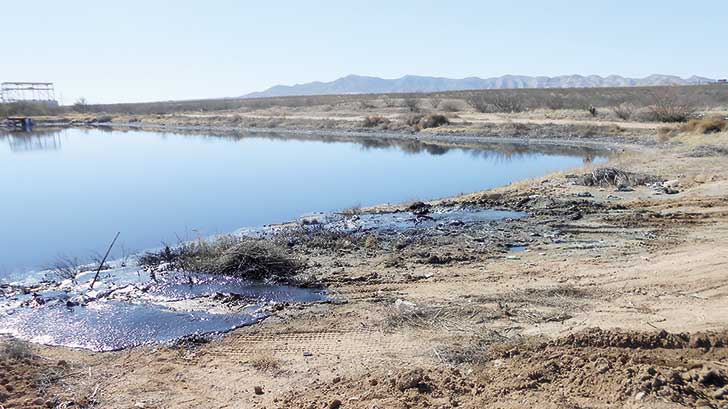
2 0 726 103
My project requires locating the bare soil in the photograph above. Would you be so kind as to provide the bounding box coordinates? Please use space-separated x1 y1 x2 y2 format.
6 106 728 408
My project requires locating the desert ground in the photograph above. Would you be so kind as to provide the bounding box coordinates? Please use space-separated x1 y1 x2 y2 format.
3 87 728 408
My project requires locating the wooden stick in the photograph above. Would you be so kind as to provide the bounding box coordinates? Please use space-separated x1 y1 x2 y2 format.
90 232 120 289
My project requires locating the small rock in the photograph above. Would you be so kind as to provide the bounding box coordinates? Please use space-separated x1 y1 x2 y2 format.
699 369 724 386
328 399 342 409
332 376 341 384
254 386 264 395
634 391 646 401
713 386 728 399
396 369 425 392
303 351 313 357
576 191 593 197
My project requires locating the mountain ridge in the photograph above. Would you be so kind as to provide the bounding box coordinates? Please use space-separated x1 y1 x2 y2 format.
244 74 715 98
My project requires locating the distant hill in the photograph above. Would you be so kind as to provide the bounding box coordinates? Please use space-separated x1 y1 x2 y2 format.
244 74 715 98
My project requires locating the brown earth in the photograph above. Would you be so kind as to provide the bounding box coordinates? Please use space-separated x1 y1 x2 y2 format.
4 109 728 408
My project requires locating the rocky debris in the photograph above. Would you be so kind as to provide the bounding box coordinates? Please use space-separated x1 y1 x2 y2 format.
576 168 663 188
395 368 428 392
253 386 264 395
280 327 728 408
407 201 432 218
650 181 680 195
555 328 728 350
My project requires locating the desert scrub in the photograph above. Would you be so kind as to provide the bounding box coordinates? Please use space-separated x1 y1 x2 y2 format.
680 116 727 134
361 115 390 128
406 114 450 131
138 236 302 280
646 89 699 122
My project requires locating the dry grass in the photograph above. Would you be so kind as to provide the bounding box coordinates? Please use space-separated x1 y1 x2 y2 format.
406 113 450 130
248 354 282 373
138 236 302 280
361 115 390 128
0 338 34 360
680 116 727 134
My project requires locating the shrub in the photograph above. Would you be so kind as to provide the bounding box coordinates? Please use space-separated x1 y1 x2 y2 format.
418 114 449 129
402 97 420 113
439 100 462 112
1 339 34 360
680 116 727 134
361 115 390 128
647 89 699 122
406 114 449 130
138 237 301 280
467 93 525 113
612 103 635 120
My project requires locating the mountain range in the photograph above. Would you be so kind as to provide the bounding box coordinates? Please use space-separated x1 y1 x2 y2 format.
244 74 715 98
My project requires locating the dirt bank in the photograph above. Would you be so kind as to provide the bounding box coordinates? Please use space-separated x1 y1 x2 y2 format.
4 112 728 408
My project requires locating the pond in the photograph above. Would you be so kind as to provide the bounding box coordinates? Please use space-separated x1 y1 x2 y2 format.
0 128 603 279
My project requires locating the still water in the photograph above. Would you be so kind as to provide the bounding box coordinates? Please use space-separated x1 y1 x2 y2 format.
0 128 602 278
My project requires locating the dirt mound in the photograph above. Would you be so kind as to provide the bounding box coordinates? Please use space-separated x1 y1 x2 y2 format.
280 329 728 408
0 339 94 409
555 328 728 350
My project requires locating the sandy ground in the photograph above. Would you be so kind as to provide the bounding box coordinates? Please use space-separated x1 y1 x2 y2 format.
3 109 728 408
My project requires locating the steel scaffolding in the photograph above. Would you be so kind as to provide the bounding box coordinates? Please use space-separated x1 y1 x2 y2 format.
1 82 56 103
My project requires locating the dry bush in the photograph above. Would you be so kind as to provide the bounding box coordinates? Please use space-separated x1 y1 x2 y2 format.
402 97 420 113
467 93 525 113
138 237 301 280
612 103 635 120
361 115 390 128
406 114 450 130
439 100 462 112
47 256 81 282
657 126 679 140
429 97 442 110
647 89 700 122
418 114 450 129
1 338 34 360
680 116 727 134
248 354 282 373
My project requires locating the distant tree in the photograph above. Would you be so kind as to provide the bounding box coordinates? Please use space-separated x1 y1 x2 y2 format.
73 97 90 113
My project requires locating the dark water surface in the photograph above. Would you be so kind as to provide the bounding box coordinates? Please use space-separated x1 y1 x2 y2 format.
0 128 602 278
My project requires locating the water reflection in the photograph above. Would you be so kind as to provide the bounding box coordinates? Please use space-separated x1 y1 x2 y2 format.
0 129 63 152
47 126 603 161
0 127 606 277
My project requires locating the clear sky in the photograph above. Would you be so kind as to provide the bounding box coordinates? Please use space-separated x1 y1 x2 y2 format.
2 0 726 104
